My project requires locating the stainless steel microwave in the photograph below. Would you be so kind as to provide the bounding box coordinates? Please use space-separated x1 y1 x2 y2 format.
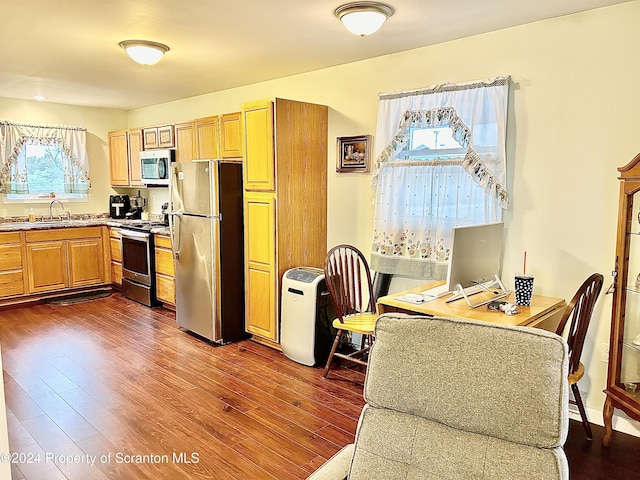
140 149 174 185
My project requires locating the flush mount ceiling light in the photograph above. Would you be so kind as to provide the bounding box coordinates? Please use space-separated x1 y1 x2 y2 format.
119 40 170 65
335 2 394 36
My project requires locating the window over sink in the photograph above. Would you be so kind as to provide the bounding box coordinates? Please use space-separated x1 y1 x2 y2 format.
0 121 90 203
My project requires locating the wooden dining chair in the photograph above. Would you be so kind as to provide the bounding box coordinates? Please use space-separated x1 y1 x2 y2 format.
323 244 378 379
555 273 604 440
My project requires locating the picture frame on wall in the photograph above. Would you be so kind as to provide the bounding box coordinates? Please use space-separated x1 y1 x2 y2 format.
336 135 372 173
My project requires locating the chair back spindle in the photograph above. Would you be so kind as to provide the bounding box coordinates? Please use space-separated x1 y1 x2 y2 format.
555 273 604 375
325 245 375 324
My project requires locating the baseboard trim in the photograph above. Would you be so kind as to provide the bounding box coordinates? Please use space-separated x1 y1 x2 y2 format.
570 406 640 438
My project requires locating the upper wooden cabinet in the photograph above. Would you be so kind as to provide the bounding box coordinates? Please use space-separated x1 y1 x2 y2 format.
108 130 130 186
108 129 144 187
195 116 219 159
175 122 196 163
220 112 242 159
243 101 275 191
174 116 220 162
143 125 175 149
127 129 144 186
241 98 328 343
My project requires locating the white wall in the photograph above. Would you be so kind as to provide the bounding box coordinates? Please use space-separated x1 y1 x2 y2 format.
131 2 640 434
0 98 128 219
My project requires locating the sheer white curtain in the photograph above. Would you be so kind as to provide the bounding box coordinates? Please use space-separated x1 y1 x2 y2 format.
0 121 90 194
371 77 509 278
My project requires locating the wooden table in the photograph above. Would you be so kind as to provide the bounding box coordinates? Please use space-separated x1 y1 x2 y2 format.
377 280 567 331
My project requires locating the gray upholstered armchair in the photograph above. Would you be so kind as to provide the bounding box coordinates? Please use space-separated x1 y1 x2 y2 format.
308 313 570 480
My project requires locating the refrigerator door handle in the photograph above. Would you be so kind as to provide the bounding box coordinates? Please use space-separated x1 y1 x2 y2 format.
170 212 183 259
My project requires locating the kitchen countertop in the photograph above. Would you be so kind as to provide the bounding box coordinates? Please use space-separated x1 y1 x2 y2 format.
0 218 170 235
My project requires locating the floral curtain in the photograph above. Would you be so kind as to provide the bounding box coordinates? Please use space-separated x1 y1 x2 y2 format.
371 77 509 278
0 121 90 194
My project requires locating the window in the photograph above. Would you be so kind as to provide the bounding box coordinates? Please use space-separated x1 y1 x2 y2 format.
402 126 494 221
370 77 509 278
0 121 90 202
407 126 466 159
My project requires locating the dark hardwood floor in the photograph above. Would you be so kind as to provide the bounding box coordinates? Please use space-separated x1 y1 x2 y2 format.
0 293 638 479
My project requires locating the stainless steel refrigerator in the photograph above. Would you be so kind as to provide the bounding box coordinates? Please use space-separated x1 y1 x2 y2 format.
169 159 246 343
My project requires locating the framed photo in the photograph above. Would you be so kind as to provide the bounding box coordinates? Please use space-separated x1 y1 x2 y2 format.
336 135 371 173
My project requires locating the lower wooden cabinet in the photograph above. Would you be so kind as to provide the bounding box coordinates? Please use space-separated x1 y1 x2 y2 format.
69 238 105 287
244 193 277 340
154 234 175 306
26 240 68 293
0 232 27 298
108 227 122 286
25 227 107 294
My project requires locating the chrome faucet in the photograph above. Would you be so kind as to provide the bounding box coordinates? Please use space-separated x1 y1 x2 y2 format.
49 199 70 220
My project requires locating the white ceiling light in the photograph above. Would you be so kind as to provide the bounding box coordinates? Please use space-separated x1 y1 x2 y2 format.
119 40 170 65
335 2 394 36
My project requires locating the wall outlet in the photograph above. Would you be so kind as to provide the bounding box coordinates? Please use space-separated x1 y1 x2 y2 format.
602 343 610 363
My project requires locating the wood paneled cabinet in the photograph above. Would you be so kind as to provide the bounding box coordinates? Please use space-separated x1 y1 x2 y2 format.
175 122 196 163
25 227 107 294
109 130 130 186
241 98 328 343
154 233 175 306
128 129 144 186
175 116 220 162
108 227 122 286
143 125 175 149
220 112 242 159
0 232 27 298
108 129 144 187
604 152 640 446
244 193 277 339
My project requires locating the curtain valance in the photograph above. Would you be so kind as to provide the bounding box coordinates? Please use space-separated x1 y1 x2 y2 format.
0 121 90 194
372 76 510 209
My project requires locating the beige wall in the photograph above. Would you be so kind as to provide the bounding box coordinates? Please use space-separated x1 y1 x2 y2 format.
0 98 127 219
131 2 640 434
2 2 639 434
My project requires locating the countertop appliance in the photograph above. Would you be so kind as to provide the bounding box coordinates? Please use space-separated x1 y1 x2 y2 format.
161 202 170 225
169 159 246 343
109 194 130 219
140 149 174 186
126 190 146 219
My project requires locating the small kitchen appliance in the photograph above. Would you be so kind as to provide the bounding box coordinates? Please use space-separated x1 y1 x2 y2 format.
161 202 170 225
109 194 130 219
126 190 146 220
140 149 174 185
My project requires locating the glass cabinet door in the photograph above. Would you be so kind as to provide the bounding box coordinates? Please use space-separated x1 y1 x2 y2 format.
620 194 640 396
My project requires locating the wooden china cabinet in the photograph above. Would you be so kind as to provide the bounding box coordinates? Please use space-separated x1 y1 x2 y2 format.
603 152 640 446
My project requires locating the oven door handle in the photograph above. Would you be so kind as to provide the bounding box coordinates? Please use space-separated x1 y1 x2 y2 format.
120 229 151 241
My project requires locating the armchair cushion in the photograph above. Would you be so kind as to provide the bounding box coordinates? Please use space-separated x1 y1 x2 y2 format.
364 314 569 448
350 404 568 479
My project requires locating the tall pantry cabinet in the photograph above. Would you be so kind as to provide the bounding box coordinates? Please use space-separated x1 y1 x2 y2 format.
242 98 328 344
